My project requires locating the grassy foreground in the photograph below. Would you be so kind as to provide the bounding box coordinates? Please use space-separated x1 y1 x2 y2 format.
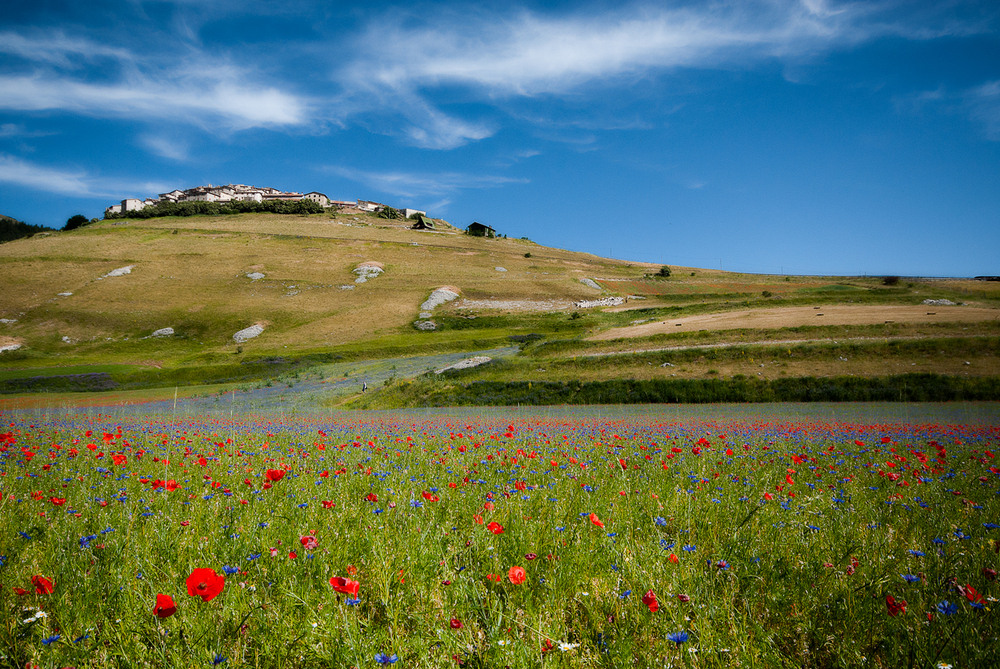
1 411 998 668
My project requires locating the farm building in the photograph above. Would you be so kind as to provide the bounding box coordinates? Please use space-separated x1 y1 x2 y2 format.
466 222 496 238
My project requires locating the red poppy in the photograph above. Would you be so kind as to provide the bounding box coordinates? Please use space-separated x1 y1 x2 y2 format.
885 594 906 616
365 493 378 503
186 568 225 602
641 590 659 613
668 553 679 564
486 521 504 535
589 512 604 528
450 617 463 629
959 584 985 605
507 566 526 585
153 593 177 618
422 491 440 502
264 469 285 482
31 575 54 595
300 535 318 550
330 576 360 596
50 497 66 506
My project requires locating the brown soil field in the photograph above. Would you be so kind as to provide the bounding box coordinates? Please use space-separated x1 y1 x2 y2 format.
590 304 1000 341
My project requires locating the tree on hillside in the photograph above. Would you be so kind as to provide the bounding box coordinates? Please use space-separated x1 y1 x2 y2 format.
63 214 90 231
0 215 53 243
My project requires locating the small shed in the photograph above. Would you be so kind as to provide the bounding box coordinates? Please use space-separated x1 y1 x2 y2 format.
466 221 496 238
411 215 436 230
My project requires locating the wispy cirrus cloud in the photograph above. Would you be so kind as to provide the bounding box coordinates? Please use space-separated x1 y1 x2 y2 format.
331 0 994 148
0 154 170 198
0 30 307 131
326 165 527 201
965 80 1000 140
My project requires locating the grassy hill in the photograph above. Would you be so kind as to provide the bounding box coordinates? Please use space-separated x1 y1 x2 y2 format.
1 209 998 405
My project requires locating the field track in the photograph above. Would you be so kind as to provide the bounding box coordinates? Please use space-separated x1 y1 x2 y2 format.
590 304 1000 341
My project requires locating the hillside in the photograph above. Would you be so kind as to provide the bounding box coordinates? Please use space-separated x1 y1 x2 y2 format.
1 210 998 404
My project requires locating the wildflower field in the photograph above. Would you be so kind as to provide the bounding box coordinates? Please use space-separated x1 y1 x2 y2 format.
1 408 998 668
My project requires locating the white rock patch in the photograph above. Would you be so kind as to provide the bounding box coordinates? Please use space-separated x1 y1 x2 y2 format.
922 299 957 306
495 267 507 272
421 287 460 312
0 318 16 324
102 265 134 278
0 342 22 353
574 297 626 308
233 324 265 343
58 292 73 297
247 272 265 281
435 356 492 374
150 327 174 337
579 278 601 290
354 261 384 284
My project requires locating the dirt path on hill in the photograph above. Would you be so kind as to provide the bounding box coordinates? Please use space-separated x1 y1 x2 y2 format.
577 334 990 358
589 304 1000 341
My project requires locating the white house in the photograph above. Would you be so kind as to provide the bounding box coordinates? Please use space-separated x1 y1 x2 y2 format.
122 198 146 212
304 192 331 207
403 208 426 219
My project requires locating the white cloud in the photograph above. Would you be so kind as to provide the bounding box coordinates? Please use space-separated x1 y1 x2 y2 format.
327 166 527 200
331 1 994 148
0 154 169 198
0 29 308 131
140 134 190 161
966 80 1000 140
0 30 135 68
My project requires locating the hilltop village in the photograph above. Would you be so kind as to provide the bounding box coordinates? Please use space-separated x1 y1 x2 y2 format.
103 184 500 236
104 184 424 219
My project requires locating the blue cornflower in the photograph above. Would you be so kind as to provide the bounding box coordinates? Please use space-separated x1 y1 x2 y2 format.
18 531 32 540
222 565 239 575
660 539 675 550
619 589 631 599
654 516 667 527
908 550 925 557
79 534 97 548
666 631 689 646
410 500 423 508
984 523 1000 530
212 654 227 665
374 652 399 664
932 537 946 545
901 574 920 583
682 545 696 552
297 503 307 509
73 634 90 643
936 600 958 616
247 553 261 561
41 634 60 645
344 597 360 606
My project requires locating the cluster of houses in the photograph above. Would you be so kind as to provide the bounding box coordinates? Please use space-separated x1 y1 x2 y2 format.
103 184 498 236
104 184 426 219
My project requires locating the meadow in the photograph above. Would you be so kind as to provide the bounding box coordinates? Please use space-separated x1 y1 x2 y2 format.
1 406 998 668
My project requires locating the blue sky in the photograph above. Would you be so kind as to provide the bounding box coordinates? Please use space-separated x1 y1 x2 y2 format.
1 0 998 276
